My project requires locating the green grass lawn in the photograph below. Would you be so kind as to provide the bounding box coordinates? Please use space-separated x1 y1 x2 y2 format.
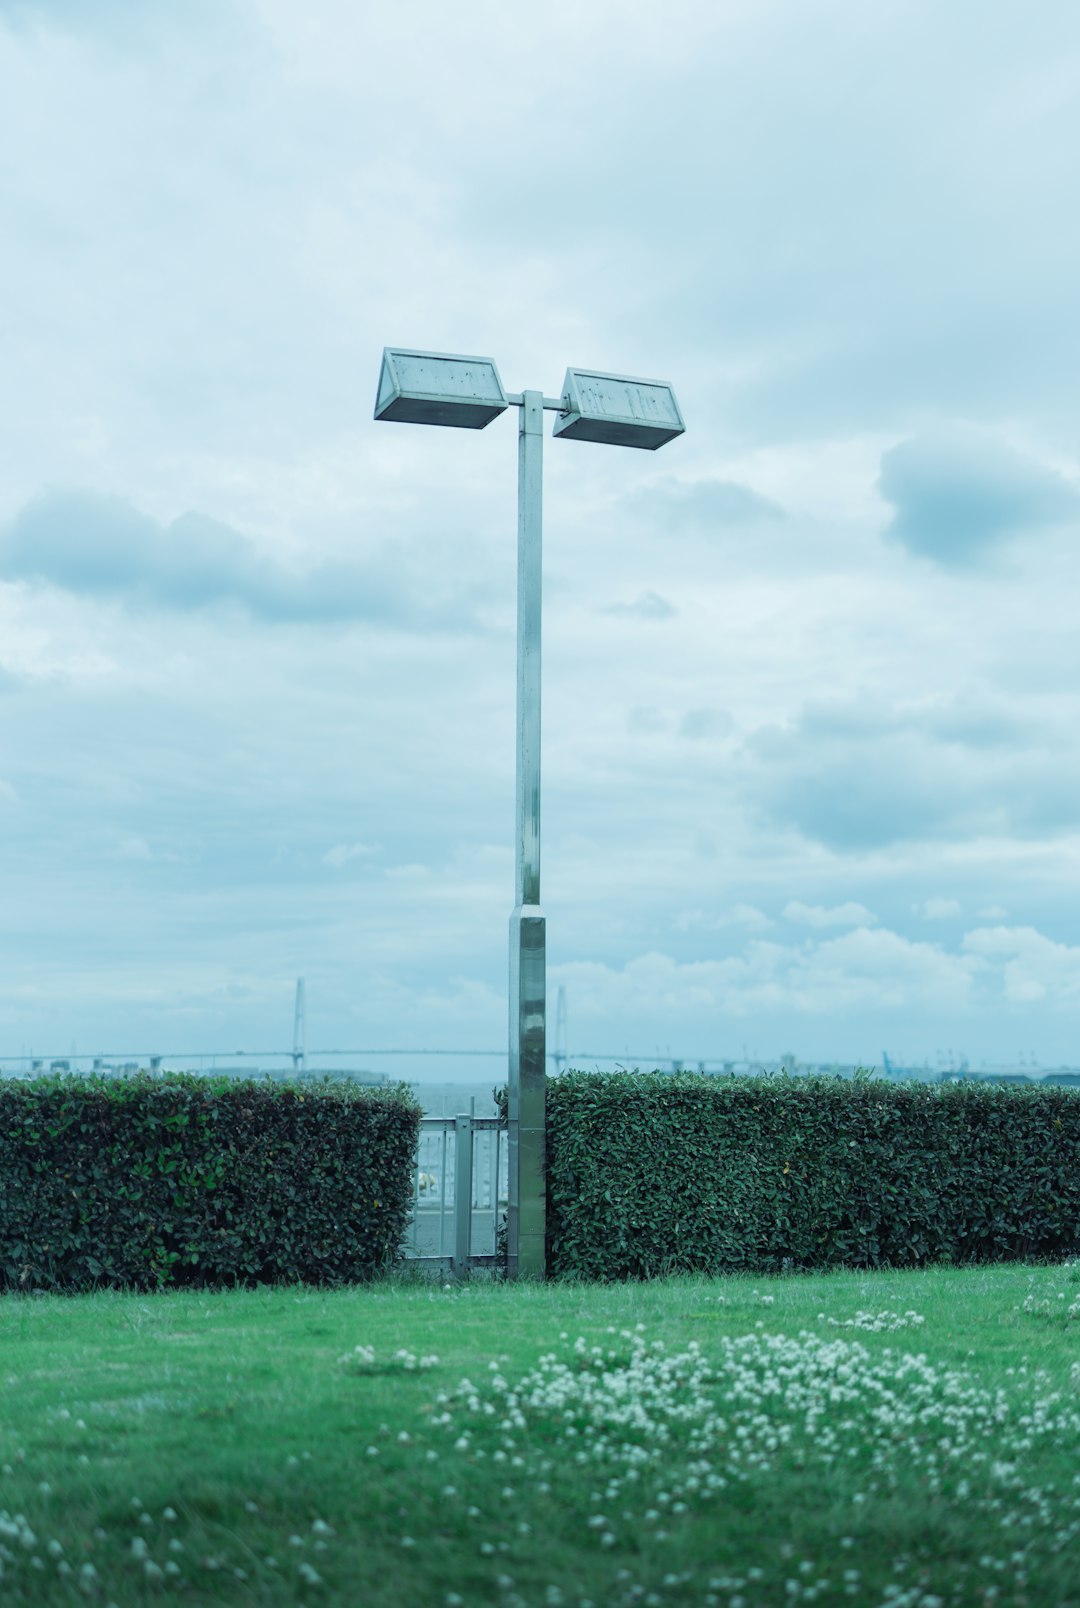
1 1263 1078 1607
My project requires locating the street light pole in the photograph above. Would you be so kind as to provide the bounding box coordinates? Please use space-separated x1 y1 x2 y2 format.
508 390 546 1278
374 349 684 1280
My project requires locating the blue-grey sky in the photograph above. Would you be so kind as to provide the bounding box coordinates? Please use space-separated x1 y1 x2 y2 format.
3 0 1080 1074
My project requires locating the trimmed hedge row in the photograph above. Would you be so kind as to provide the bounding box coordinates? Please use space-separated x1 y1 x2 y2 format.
545 1071 1080 1279
0 1073 421 1292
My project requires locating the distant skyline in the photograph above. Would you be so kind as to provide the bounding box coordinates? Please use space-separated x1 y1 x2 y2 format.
4 1 1080 1075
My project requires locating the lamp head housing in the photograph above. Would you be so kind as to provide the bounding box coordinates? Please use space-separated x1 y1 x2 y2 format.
552 368 685 450
375 348 509 429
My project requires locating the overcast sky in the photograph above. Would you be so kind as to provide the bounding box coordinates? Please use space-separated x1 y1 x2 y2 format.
3 0 1080 1077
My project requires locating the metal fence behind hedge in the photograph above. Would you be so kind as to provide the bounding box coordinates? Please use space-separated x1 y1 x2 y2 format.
401 1115 507 1274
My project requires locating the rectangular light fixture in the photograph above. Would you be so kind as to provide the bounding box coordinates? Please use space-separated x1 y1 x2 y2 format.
374 348 509 429
552 368 685 450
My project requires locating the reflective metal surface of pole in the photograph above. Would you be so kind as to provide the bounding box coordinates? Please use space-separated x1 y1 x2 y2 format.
507 389 546 1280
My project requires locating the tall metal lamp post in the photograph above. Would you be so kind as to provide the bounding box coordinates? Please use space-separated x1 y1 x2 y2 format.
374 349 685 1277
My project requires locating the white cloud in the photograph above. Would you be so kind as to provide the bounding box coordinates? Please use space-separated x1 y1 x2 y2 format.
111 835 153 862
674 904 771 933
323 841 380 869
627 706 668 735
632 477 788 530
731 903 770 930
914 898 961 920
0 489 496 631
879 428 1079 567
743 692 1080 851
679 708 734 741
783 900 878 929
603 591 677 621
962 926 1080 1008
553 927 978 1023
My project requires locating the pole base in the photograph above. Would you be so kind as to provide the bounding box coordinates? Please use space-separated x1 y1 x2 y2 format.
507 903 546 1279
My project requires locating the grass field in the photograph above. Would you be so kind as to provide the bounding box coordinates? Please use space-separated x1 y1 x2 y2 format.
1 1263 1078 1607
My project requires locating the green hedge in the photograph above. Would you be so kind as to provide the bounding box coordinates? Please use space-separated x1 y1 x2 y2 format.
0 1073 421 1293
545 1071 1080 1279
